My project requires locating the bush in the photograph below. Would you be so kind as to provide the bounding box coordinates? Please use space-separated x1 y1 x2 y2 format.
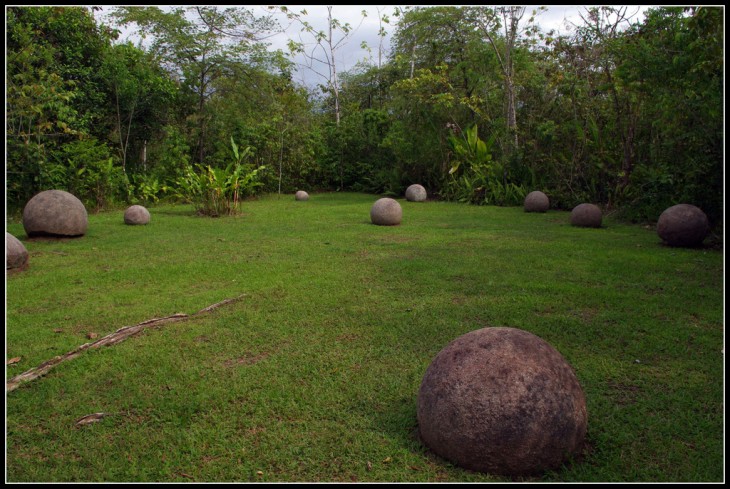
58 138 127 211
173 139 266 216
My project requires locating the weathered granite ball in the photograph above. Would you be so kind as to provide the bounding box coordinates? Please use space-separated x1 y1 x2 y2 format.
405 184 427 202
417 327 587 476
571 203 603 228
124 205 151 225
524 191 549 213
6 233 29 272
22 190 88 237
370 197 402 226
295 190 309 201
657 204 710 247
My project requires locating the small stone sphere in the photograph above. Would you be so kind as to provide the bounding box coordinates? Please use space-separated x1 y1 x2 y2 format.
295 190 309 201
405 184 427 202
22 189 88 237
571 203 603 228
417 327 588 476
524 191 549 213
6 233 29 272
124 205 151 225
370 197 402 226
657 204 710 247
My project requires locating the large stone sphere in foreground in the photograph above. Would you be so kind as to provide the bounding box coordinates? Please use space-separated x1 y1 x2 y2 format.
295 190 309 201
524 191 549 213
657 204 709 247
417 327 587 476
22 190 88 237
6 233 29 272
571 203 603 228
124 205 151 225
405 184 427 202
370 197 402 226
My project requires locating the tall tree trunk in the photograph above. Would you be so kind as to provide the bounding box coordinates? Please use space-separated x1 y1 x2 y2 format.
327 6 341 127
477 6 525 154
198 64 207 165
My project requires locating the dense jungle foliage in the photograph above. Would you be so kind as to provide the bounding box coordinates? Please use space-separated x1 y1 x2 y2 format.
5 6 724 227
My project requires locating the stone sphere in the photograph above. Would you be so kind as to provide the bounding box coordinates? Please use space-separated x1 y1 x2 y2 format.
524 191 549 213
417 327 587 476
6 233 29 272
22 190 88 237
657 204 710 247
405 184 427 202
571 203 603 228
124 205 151 225
295 190 309 201
370 197 402 226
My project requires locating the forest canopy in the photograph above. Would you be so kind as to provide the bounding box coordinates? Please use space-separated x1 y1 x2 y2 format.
5 6 724 226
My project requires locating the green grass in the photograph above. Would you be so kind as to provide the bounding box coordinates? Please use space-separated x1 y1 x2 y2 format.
5 192 724 482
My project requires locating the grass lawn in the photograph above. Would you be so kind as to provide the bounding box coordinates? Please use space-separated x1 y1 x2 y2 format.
5 192 724 482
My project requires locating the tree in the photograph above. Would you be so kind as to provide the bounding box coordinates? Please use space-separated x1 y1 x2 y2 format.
111 6 279 165
615 7 724 223
99 42 176 174
6 6 120 209
467 6 545 152
276 6 366 127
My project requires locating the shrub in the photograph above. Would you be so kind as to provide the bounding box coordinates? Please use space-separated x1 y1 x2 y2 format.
173 138 266 216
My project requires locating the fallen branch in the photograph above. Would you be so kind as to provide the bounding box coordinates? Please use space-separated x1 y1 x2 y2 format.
7 295 247 392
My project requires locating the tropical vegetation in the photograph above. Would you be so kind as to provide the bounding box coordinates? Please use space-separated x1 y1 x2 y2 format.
5 6 723 226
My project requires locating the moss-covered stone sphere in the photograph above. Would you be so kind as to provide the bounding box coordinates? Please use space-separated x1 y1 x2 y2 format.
524 191 549 213
370 197 402 226
657 204 709 247
405 184 427 202
417 327 587 476
22 190 88 237
570 203 602 228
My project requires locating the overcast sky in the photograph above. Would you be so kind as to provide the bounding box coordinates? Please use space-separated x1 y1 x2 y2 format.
99 5 649 90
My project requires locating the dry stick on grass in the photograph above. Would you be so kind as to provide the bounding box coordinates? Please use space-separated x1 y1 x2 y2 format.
6 294 247 392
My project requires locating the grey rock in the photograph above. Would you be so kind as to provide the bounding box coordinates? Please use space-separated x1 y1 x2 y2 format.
571 203 602 228
524 191 549 213
417 327 587 476
405 184 427 202
295 190 309 201
657 203 709 247
124 205 151 225
6 233 29 272
22 190 88 237
370 198 402 226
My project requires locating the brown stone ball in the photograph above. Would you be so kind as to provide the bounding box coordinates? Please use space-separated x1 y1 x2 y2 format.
124 205 151 225
295 190 309 201
370 197 402 226
417 327 588 476
405 184 427 202
524 191 549 213
570 203 603 228
657 204 709 247
6 232 29 272
22 189 88 237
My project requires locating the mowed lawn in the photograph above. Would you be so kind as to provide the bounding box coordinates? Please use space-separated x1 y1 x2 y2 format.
5 192 724 482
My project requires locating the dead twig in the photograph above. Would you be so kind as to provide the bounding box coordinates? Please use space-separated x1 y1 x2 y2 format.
7 295 245 392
